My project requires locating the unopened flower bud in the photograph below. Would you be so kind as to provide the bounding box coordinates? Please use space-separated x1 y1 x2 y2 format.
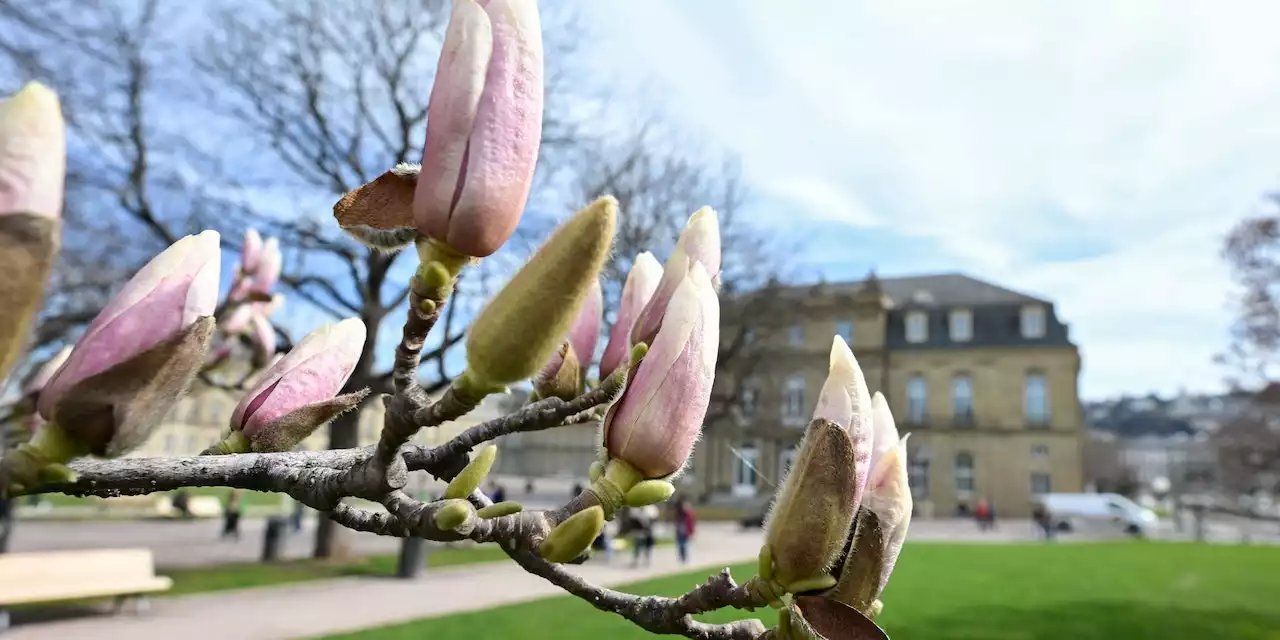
38 231 221 442
599 252 661 379
603 263 718 479
533 279 601 400
252 237 281 295
0 83 65 385
630 207 720 345
826 403 911 616
815 336 874 507
239 228 263 275
445 444 497 499
540 505 604 564
762 418 860 594
414 0 544 258
463 196 616 388
226 318 367 453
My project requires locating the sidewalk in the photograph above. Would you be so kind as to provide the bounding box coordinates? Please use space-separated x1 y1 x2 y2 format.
6 524 765 640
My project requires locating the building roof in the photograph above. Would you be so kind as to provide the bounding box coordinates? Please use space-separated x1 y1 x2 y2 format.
826 272 1049 307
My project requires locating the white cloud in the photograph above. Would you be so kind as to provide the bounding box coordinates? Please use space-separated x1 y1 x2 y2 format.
571 0 1280 397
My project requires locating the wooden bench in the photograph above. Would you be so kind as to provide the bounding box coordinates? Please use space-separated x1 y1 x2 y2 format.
0 549 172 630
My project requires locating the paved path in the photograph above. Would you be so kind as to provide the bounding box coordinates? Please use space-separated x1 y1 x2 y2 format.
6 524 765 640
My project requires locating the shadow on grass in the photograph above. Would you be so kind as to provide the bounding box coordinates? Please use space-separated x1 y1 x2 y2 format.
884 601 1280 640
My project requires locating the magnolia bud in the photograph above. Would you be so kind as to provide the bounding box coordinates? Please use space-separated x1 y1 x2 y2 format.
0 83 65 385
762 418 859 594
227 318 367 452
414 0 544 258
249 313 277 367
630 207 720 345
826 401 911 616
464 196 615 388
540 505 604 564
602 263 718 479
240 228 263 274
815 336 874 508
533 279 601 400
252 237 281 295
39 232 221 425
599 252 661 379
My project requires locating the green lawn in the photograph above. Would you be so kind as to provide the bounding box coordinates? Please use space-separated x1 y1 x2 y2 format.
161 544 514 596
326 542 1280 640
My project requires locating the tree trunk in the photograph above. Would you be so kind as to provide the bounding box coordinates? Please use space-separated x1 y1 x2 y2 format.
312 408 363 558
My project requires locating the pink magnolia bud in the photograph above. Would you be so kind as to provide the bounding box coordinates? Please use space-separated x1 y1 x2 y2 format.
569 279 603 371
239 228 263 274
814 335 874 507
221 304 254 335
231 318 365 438
630 207 720 345
599 252 662 379
603 262 719 478
0 82 65 219
863 433 912 597
22 345 72 398
868 392 899 475
249 313 277 365
39 231 221 419
535 279 601 399
252 237 281 294
414 0 544 258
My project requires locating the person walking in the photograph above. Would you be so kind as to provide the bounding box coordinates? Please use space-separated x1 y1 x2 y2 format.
673 497 696 565
221 489 244 540
627 506 655 568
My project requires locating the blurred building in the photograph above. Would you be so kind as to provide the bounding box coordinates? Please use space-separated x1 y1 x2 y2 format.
1083 392 1246 497
692 273 1085 518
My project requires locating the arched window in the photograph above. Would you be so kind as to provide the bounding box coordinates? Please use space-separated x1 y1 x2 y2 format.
952 374 974 425
955 452 974 493
907 375 927 424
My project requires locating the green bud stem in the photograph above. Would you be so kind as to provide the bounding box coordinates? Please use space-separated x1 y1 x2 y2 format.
1 422 89 495
201 430 251 456
586 457 644 520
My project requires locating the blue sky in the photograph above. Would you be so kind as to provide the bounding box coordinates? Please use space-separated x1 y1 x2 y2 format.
563 0 1280 400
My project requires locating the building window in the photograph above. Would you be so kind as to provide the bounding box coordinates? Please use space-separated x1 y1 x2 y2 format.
186 435 198 453
835 320 854 344
907 375 927 424
1031 444 1049 460
908 449 930 499
782 375 806 424
743 327 757 345
949 309 973 342
954 452 974 493
1031 472 1052 495
1025 373 1049 426
1021 305 1046 339
164 434 176 454
733 444 759 497
951 374 974 425
905 311 928 343
780 444 799 478
787 324 804 346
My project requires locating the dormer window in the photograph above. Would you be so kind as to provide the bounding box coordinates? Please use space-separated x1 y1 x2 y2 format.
949 309 972 342
905 311 928 343
1021 305 1046 339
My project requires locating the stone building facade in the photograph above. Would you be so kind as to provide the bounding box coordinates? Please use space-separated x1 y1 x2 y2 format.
692 273 1085 518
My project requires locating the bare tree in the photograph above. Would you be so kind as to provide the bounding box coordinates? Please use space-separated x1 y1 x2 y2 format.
572 125 802 424
191 0 599 557
1219 195 1280 388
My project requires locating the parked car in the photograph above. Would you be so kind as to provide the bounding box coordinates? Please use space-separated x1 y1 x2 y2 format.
1039 493 1157 538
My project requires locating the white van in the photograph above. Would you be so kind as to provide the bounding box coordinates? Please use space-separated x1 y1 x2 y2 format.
1037 493 1158 538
